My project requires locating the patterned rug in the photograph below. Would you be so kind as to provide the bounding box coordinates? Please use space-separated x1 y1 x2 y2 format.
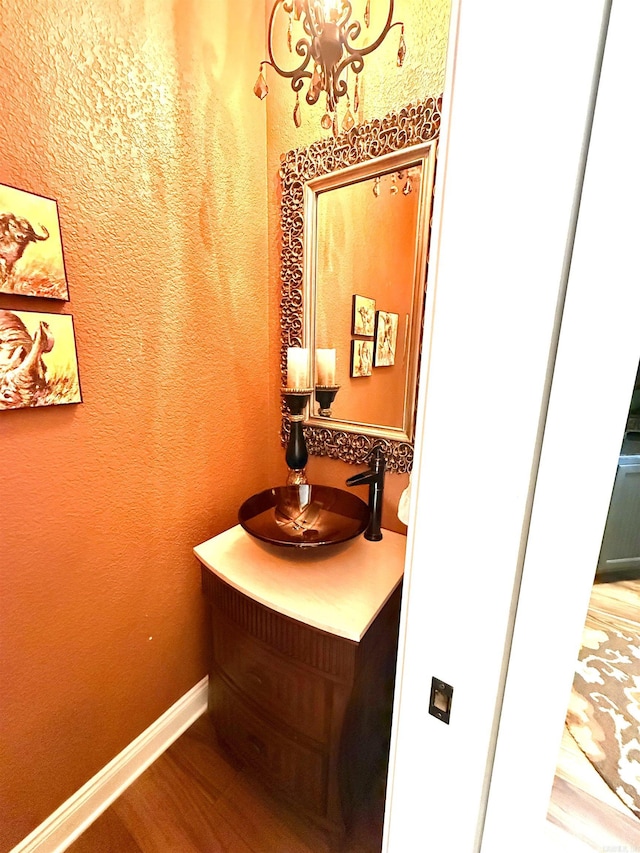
566 613 640 817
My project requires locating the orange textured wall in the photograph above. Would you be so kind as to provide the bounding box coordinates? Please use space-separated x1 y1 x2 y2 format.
265 0 451 533
0 1 272 848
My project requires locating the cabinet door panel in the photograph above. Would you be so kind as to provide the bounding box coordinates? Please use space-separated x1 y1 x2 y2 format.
598 462 640 572
212 610 331 742
212 678 327 815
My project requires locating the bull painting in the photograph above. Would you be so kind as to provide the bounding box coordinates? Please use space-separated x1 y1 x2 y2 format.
0 213 50 286
0 310 81 411
0 183 69 300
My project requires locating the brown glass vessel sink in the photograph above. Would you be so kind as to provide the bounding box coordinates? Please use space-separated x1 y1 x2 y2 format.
238 485 370 548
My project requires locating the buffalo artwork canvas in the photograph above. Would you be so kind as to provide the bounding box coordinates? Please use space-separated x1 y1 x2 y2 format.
373 310 399 367
0 310 81 411
351 340 373 377
0 183 69 300
352 294 376 337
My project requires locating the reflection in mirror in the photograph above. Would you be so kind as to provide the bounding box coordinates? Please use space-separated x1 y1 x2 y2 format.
279 97 442 473
313 159 425 434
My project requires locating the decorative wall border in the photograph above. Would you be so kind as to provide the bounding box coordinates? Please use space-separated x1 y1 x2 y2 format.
279 96 442 474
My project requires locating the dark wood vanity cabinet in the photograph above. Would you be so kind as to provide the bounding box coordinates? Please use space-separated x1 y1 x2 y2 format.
198 542 403 837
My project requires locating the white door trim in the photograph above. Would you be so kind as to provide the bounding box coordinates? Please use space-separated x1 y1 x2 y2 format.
384 1 610 850
482 1 640 848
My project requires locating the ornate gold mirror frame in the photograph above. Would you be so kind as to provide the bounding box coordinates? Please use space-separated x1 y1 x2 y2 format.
279 96 442 474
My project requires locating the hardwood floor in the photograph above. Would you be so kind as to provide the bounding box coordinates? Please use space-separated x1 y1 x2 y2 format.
68 714 385 853
548 577 640 849
69 580 640 852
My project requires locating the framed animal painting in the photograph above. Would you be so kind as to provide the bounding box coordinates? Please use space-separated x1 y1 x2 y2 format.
373 310 399 367
351 340 373 377
0 183 69 300
0 309 81 411
352 294 376 337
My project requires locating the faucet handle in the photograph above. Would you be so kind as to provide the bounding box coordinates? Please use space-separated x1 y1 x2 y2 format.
368 446 386 471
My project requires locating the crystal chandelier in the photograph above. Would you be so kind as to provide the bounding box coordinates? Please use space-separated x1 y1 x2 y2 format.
373 166 421 197
254 1 406 134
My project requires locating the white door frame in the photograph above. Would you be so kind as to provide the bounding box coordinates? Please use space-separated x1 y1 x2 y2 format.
482 1 640 849
383 1 615 850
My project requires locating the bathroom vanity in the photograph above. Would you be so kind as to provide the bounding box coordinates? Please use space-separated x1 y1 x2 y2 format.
194 524 405 836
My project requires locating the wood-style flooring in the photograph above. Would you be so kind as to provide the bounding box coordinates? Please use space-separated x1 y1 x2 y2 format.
548 578 640 850
69 580 640 852
68 714 385 853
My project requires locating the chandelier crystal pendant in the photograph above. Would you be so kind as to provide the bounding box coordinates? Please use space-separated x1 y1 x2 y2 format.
254 0 406 132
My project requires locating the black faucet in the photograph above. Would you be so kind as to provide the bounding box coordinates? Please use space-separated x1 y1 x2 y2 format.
346 446 386 541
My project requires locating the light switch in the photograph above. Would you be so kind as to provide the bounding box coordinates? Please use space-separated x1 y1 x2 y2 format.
429 677 453 724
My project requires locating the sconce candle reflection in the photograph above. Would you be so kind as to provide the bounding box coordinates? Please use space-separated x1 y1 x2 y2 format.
315 347 339 418
315 384 340 418
316 348 336 385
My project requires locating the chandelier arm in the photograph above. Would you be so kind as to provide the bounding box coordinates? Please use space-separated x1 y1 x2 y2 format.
335 52 365 76
332 75 349 103
260 57 313 89
302 1 319 39
327 53 364 105
291 69 313 93
342 1 400 58
341 2 360 43
335 0 354 30
265 1 314 80
305 82 323 106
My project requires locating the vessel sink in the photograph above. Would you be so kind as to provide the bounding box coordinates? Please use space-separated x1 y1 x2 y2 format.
238 485 370 548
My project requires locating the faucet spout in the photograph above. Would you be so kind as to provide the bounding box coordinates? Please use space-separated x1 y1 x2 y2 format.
345 447 386 541
345 468 376 486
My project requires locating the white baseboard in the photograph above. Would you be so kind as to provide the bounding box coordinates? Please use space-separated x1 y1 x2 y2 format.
11 676 209 853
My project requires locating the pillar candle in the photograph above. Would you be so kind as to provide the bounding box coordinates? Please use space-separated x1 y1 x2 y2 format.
286 347 309 388
316 348 336 385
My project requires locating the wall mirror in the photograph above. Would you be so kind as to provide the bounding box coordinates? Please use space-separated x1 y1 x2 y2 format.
279 97 441 473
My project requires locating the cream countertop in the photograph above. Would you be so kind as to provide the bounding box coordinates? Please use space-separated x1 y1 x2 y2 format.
194 524 406 642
